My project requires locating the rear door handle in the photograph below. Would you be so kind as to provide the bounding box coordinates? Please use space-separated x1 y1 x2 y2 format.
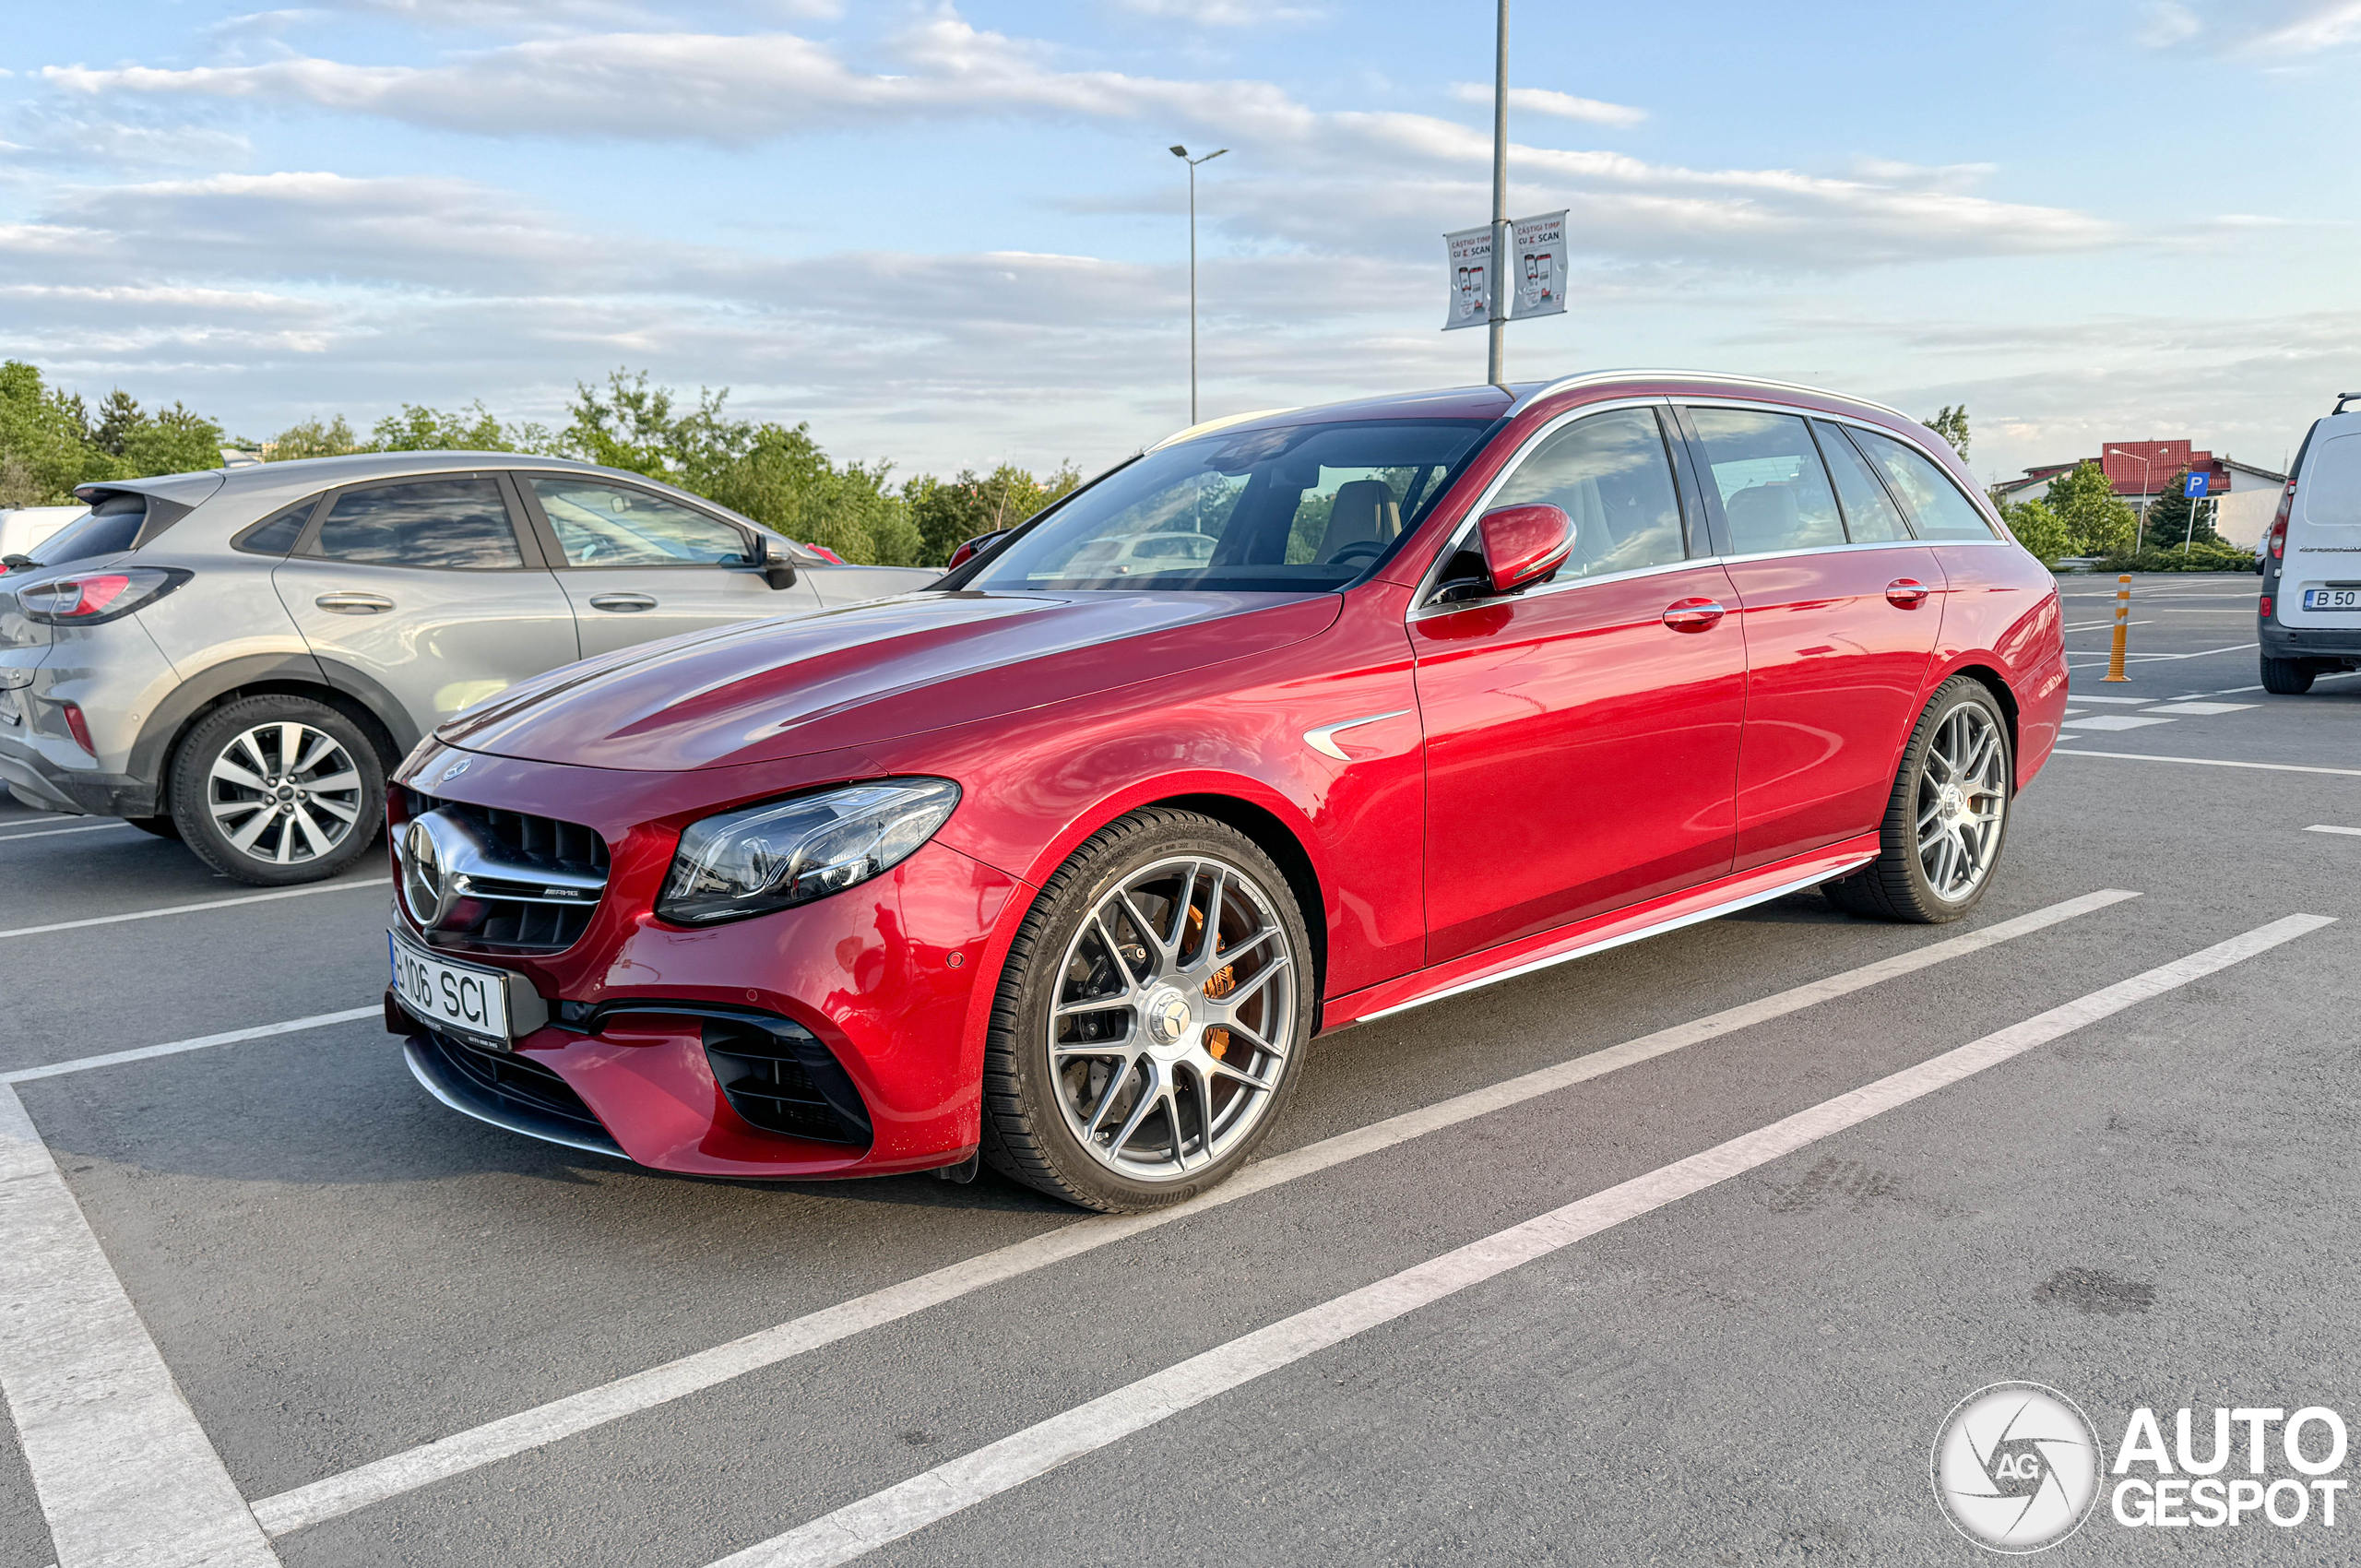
314 592 394 614
587 593 658 612
1886 578 1932 609
1662 597 1726 632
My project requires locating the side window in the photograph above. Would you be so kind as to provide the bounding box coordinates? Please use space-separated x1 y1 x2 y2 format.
309 479 524 570
1848 429 1996 540
528 477 753 567
1814 422 1912 542
1490 407 1686 580
1689 409 1845 554
235 501 318 556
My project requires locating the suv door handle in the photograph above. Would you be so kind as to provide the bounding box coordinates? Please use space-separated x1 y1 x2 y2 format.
1885 578 1932 609
314 592 394 614
587 593 658 612
1662 598 1726 632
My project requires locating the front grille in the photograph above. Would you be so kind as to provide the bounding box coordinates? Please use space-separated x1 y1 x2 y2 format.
420 1028 607 1138
699 1013 873 1146
404 789 609 953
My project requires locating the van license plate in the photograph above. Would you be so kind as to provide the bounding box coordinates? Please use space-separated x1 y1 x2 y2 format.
2303 588 2360 611
388 930 514 1048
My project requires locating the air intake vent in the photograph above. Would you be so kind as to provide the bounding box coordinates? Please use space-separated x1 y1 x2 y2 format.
698 1013 874 1146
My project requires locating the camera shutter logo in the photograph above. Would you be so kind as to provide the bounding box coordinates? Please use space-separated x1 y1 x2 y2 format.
1931 1383 2104 1552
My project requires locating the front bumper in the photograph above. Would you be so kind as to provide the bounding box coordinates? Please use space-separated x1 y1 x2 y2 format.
385 744 1032 1180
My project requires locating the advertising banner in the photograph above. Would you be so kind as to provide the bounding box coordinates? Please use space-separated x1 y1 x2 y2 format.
1509 209 1567 320
1442 225 1493 331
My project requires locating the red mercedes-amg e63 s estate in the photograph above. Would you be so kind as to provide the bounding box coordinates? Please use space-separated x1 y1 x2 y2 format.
383 371 2066 1212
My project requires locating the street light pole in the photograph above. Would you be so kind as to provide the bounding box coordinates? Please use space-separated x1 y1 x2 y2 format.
1487 0 1511 389
1170 144 1228 426
2106 446 2159 549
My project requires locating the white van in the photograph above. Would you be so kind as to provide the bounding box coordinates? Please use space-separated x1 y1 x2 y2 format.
0 505 89 567
2260 394 2361 694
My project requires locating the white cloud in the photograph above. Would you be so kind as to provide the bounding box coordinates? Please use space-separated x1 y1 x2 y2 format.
1114 0 1323 24
2244 0 2361 49
2138 2 2204 45
1448 82 1645 128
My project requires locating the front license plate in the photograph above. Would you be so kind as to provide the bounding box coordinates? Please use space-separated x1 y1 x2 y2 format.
388 930 514 1048
2303 588 2361 611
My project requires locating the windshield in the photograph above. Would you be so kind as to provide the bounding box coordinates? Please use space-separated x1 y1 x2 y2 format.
966 418 1492 593
18 508 127 567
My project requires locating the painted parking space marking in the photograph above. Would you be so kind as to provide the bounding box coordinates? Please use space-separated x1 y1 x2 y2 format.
246 887 2140 1538
0 878 386 942
704 914 2333 1568
2064 641 2258 666
2060 715 2175 731
0 1086 280 1568
0 822 134 845
2048 749 2361 778
2141 701 2256 716
2306 825 2361 837
1 1007 382 1086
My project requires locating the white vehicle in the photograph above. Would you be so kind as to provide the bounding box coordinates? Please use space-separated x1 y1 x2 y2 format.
0 505 89 567
2260 392 2361 694
1062 530 1216 575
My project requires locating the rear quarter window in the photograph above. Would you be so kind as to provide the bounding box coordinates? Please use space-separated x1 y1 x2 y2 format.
1848 429 1997 540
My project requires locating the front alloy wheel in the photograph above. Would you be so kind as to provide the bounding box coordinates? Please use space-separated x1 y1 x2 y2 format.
981 809 1313 1210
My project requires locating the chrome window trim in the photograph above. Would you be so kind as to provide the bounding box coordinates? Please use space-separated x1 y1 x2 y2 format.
1513 369 1909 423
1411 396 1687 613
1680 395 2006 544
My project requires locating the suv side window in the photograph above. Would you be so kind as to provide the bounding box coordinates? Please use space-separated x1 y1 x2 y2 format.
1490 406 1687 580
1814 422 1913 542
526 476 753 567
1689 409 1845 554
307 478 526 570
1847 428 1996 540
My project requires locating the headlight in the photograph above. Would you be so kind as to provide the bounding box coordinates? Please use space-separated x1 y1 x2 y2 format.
657 778 961 927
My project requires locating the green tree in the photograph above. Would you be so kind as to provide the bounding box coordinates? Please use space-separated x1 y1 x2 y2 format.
2140 468 2222 552
2043 461 2138 556
113 402 227 479
1923 405 1971 461
906 462 1082 566
1997 497 2071 564
366 401 516 453
266 415 362 461
0 361 99 504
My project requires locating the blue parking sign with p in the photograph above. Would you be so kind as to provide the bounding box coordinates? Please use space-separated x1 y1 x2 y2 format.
2184 473 2209 497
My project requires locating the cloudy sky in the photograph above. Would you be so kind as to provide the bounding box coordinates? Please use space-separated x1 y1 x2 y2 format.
4 0 2356 485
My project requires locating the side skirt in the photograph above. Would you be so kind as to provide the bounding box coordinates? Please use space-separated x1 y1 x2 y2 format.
1320 835 1880 1031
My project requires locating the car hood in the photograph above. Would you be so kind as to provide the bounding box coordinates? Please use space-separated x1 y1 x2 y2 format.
437 589 1342 772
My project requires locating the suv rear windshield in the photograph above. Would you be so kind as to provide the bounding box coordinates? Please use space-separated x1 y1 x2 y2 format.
19 505 136 567
965 418 1494 593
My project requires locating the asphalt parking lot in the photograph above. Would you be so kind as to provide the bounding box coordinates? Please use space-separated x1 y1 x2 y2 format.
3 570 2357 1567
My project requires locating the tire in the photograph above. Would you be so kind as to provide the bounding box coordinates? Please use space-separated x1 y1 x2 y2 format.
1821 677 2012 924
979 808 1315 1212
169 695 386 885
125 815 181 840
2260 656 2315 695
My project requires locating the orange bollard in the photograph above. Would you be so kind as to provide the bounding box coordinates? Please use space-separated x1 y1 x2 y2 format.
2104 573 2131 683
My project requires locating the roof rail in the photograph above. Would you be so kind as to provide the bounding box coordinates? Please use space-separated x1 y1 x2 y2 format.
1513 368 1911 422
2333 392 2361 417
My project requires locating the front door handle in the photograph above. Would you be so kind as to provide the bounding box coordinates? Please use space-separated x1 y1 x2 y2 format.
1662 597 1726 632
314 592 394 614
587 593 658 612
1885 578 1932 609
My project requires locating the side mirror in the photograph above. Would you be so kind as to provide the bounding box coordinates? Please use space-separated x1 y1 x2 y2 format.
753 533 799 590
946 529 1009 571
1476 504 1574 595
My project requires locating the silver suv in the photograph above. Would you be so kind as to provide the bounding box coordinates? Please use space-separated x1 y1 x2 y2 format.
0 452 932 884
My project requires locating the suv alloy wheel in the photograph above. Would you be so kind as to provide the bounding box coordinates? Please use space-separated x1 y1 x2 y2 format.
169 694 386 885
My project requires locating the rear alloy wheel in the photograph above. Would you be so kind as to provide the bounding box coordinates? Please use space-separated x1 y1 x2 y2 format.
2260 656 2316 695
980 809 1314 1211
170 695 386 885
1823 677 2011 924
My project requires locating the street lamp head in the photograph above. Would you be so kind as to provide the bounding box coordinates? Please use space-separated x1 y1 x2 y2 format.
1170 145 1189 158
1204 148 1228 162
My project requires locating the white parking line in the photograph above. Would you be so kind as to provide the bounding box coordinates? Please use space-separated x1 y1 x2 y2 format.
712 912 2332 1568
2064 641 2259 665
247 887 2138 1538
0 1086 280 1568
2064 618 2155 632
0 878 387 941
2 1007 383 1086
2049 749 2361 778
2306 826 2361 837
0 821 131 844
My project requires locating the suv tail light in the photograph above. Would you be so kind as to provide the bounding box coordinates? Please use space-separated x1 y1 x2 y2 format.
2269 481 2294 561
18 567 192 625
